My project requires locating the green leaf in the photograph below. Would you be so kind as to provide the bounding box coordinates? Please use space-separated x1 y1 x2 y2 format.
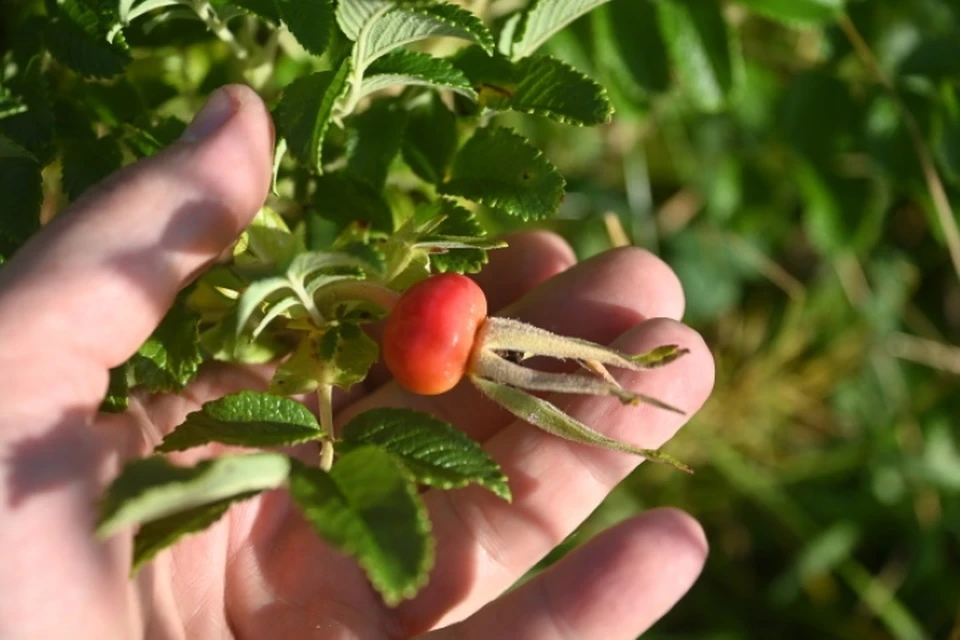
594 0 670 94
130 301 204 394
316 323 379 389
510 0 612 60
287 447 433 605
470 376 692 472
228 0 280 21
0 136 43 248
361 49 477 101
157 390 323 452
61 134 124 201
345 99 408 189
236 277 293 337
270 333 325 395
132 494 258 570
313 173 395 231
341 408 511 500
898 34 960 81
274 60 352 173
735 0 844 27
47 0 131 79
275 0 335 56
340 0 494 70
402 93 458 184
439 126 565 220
100 363 131 414
413 199 498 273
658 0 740 112
0 57 55 164
97 452 292 538
0 87 27 119
454 47 612 126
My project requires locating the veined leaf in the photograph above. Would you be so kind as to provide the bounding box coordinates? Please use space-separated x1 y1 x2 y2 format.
132 494 258 569
0 57 55 165
276 0 335 56
156 391 323 452
413 199 498 273
470 376 692 472
345 99 408 189
288 448 433 605
0 136 42 249
360 49 476 100
47 0 131 79
735 0 844 27
658 0 741 112
274 60 352 173
594 0 670 95
313 173 395 231
316 323 378 389
455 47 612 126
97 453 292 538
131 300 204 394
439 126 565 220
402 93 458 184
341 408 511 500
339 0 494 70
510 0 612 60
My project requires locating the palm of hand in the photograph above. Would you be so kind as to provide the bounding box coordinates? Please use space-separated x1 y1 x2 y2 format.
0 86 713 640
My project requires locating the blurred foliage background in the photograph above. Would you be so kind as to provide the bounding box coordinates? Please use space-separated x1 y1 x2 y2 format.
510 1 960 638
3 0 960 637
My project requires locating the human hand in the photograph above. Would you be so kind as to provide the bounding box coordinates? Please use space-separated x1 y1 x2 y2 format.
0 85 715 639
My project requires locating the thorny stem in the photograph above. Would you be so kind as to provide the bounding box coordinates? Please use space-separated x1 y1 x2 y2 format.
317 385 335 471
838 14 960 285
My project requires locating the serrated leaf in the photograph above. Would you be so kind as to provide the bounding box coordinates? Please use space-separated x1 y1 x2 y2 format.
340 0 494 70
361 49 476 101
439 126 565 220
100 363 131 413
132 493 258 570
455 47 612 126
402 92 458 184
274 60 352 173
47 0 131 78
97 452 292 538
227 0 280 21
658 0 740 112
511 0 612 60
470 376 692 472
276 0 335 56
270 333 324 394
131 301 204 394
0 136 43 248
341 408 511 500
287 448 433 605
414 199 496 273
595 0 670 94
157 390 322 452
313 172 395 231
345 99 408 189
61 134 124 201
316 323 378 389
0 57 55 164
735 0 844 27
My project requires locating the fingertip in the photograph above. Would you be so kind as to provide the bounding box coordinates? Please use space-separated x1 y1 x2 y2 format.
586 247 686 321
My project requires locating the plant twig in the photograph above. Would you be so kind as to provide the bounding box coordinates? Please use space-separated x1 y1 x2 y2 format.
191 0 248 60
839 14 960 285
886 332 960 375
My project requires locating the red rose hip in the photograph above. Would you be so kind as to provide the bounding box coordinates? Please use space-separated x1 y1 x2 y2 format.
383 274 488 395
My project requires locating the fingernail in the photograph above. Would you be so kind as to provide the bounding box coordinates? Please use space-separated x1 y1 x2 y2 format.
181 87 239 142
